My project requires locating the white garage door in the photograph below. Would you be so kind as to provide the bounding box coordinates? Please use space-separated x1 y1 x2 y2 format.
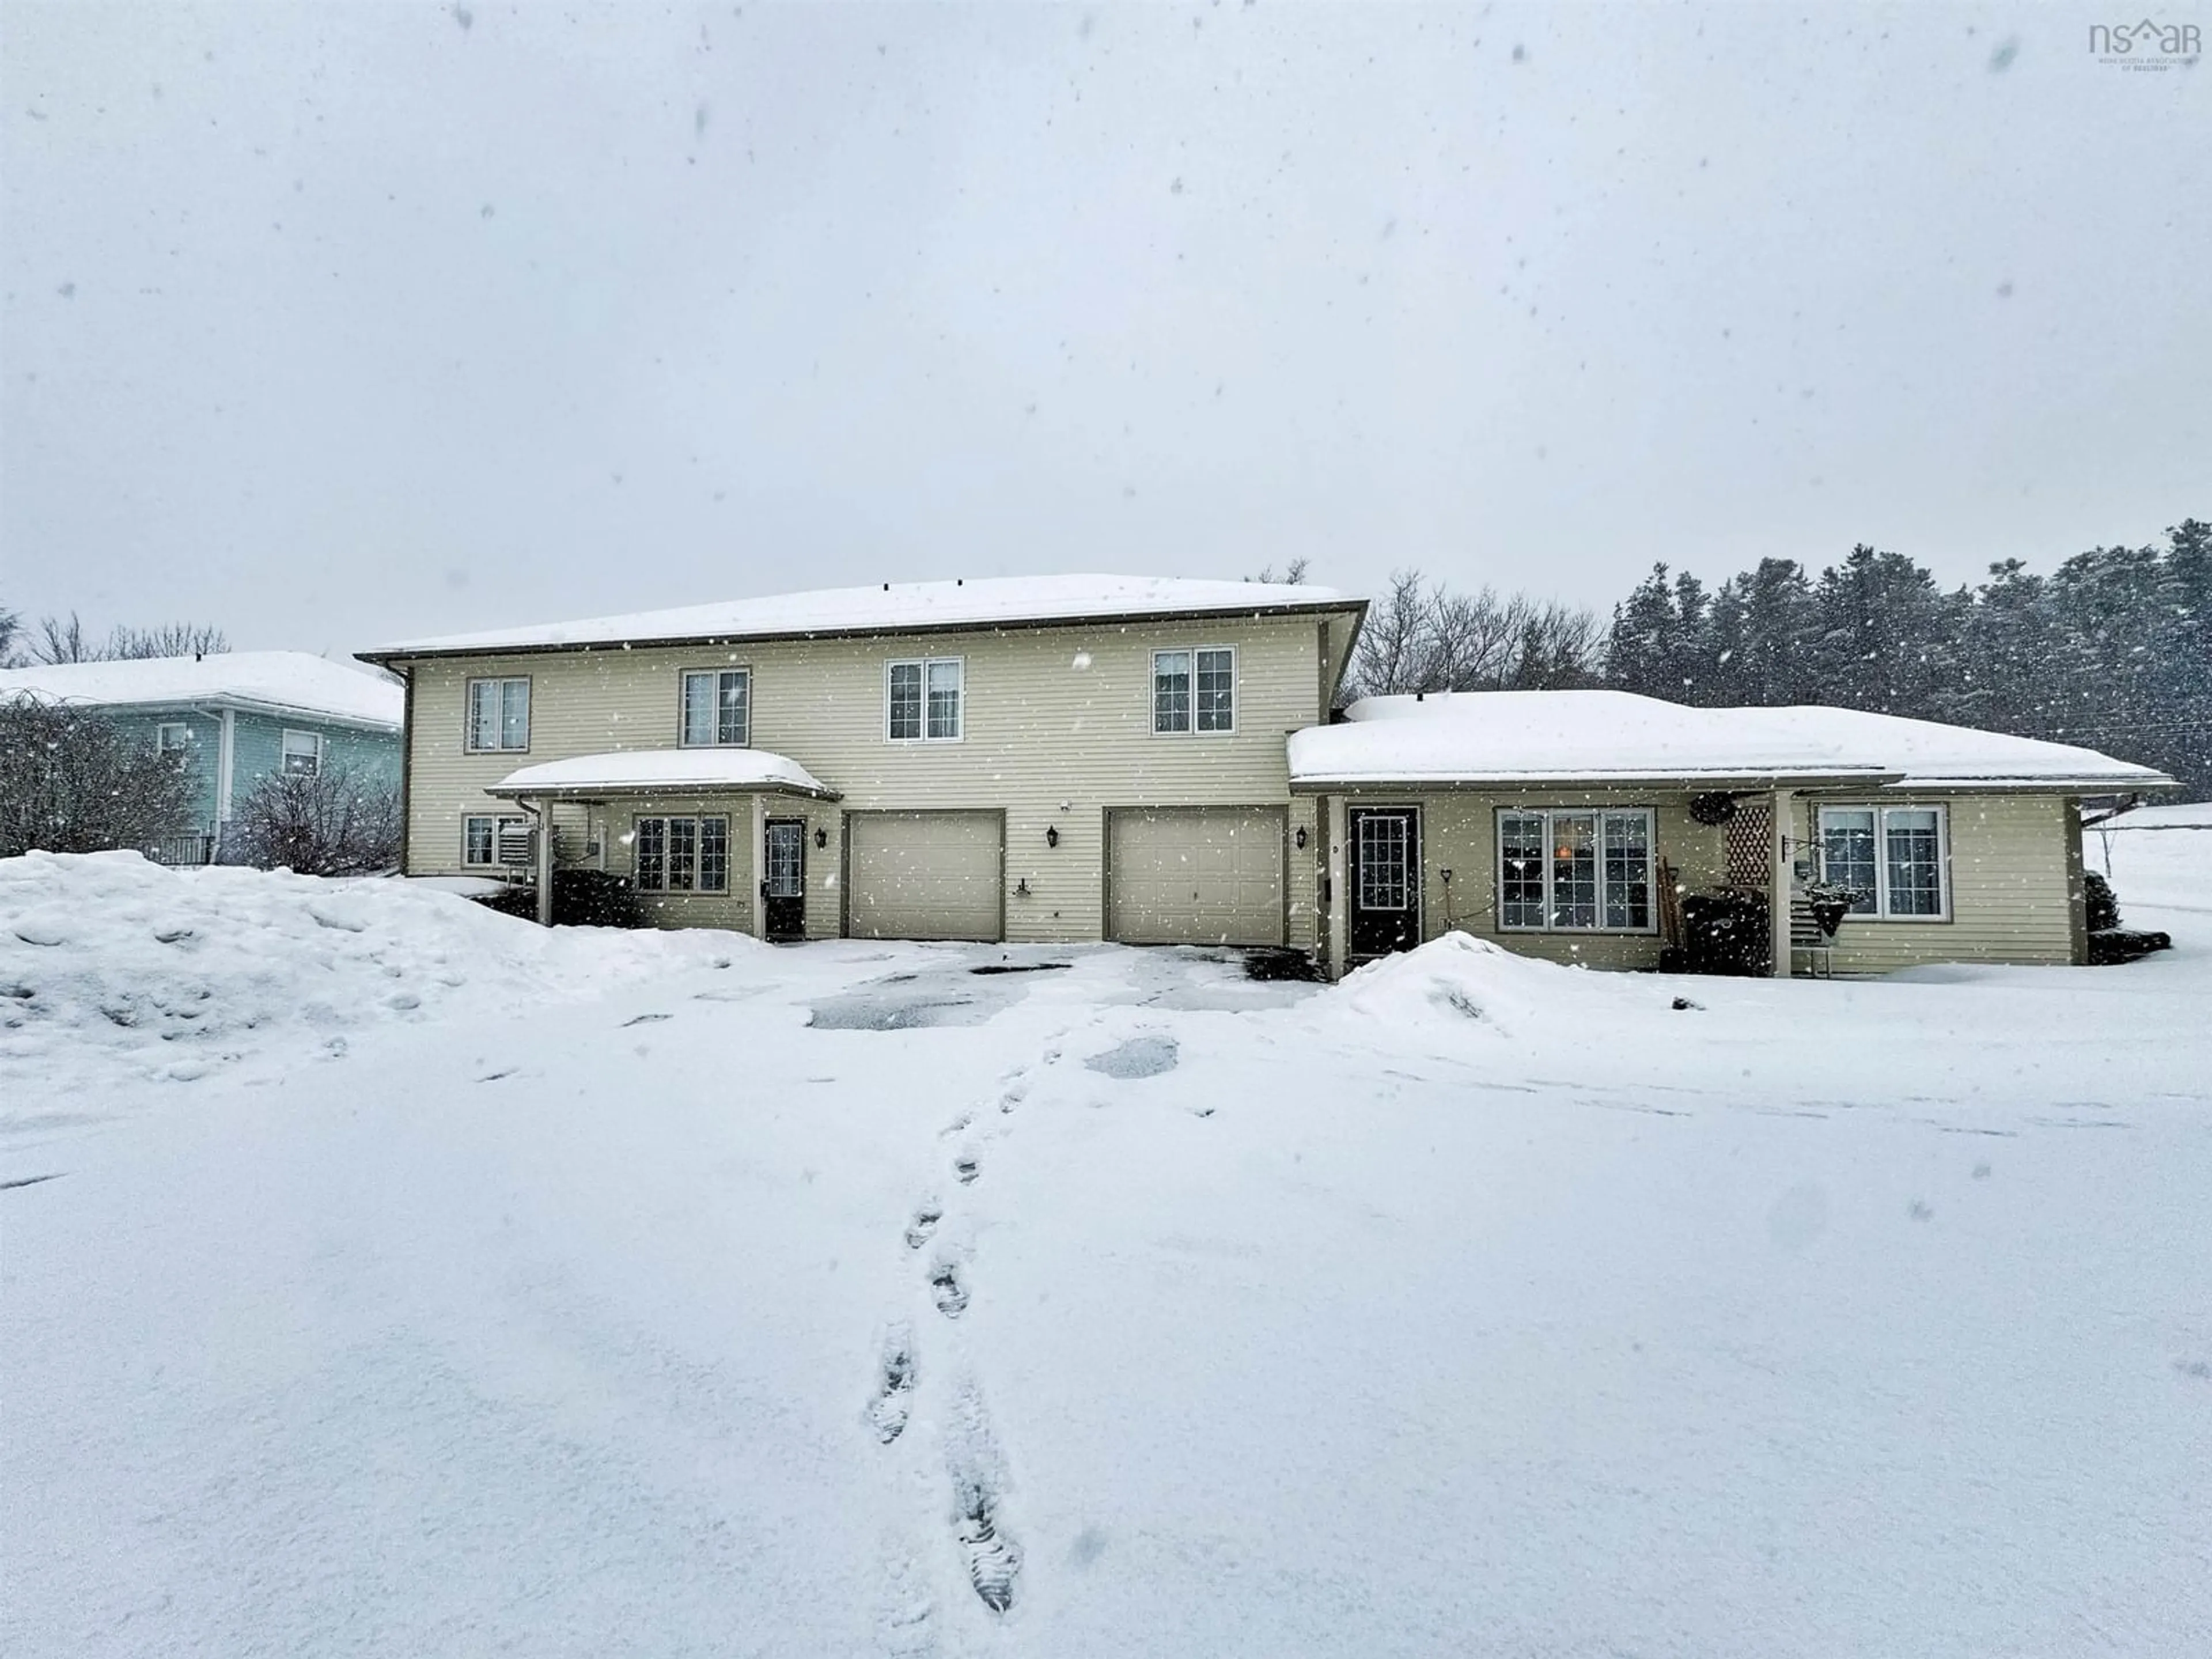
846 811 1004 941
1109 807 1285 947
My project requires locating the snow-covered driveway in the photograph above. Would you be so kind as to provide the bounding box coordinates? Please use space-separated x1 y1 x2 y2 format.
4 854 2209 1657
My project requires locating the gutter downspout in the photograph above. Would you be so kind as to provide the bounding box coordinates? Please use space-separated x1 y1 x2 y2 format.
211 707 237 862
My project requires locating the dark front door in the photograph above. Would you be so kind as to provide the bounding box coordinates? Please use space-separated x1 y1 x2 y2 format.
763 819 806 941
1349 807 1421 959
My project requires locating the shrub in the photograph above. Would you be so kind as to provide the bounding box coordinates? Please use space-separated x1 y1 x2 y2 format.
0 698 197 856
229 763 401 876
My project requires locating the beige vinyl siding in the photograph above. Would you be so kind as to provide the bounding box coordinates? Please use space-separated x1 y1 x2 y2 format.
397 615 1324 945
1387 791 1726 970
591 795 757 931
1790 791 2078 969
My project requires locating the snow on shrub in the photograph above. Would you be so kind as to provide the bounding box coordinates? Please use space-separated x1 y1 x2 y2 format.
0 851 751 1098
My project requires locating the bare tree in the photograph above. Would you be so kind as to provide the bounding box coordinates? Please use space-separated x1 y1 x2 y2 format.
0 605 20 668
25 612 229 664
228 764 401 876
109 621 229 660
1245 558 1312 585
0 698 198 857
1342 570 1602 700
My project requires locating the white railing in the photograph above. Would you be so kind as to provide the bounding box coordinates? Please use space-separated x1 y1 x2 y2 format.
149 834 216 867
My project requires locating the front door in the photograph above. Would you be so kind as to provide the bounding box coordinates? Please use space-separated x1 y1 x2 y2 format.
1348 807 1421 959
763 819 806 941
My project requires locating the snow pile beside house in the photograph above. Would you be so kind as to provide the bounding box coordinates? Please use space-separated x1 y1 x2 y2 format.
0 851 748 1103
1336 929 1666 1036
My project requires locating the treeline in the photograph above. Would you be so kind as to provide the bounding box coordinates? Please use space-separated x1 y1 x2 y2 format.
1333 519 2209 797
1603 520 2209 796
0 608 228 667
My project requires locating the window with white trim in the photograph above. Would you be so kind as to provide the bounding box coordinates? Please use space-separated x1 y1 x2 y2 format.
633 815 730 893
887 657 962 741
1819 804 1949 920
1153 646 1235 733
465 677 531 752
156 721 191 753
680 668 751 747
281 729 323 776
1496 807 1656 932
463 813 528 866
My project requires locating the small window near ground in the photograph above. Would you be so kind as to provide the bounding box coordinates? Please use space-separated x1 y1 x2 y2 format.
1495 806 1656 933
463 814 528 866
887 658 961 741
1819 804 1949 921
466 677 531 752
1153 646 1234 733
156 722 190 753
282 729 323 776
633 815 730 893
681 668 750 747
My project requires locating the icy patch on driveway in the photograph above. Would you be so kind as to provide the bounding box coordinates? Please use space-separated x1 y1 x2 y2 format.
1084 1035 1180 1079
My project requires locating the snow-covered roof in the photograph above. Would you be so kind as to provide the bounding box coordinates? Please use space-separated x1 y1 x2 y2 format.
1287 690 2175 793
487 748 839 800
364 574 1357 659
0 651 403 730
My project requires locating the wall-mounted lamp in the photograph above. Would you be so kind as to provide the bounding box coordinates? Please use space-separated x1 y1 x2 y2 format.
1045 825 1059 848
1014 878 1032 897
1294 825 1308 850
814 827 828 849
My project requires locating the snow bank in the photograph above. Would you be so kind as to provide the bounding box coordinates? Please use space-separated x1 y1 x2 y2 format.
0 852 749 1106
1334 929 1665 1036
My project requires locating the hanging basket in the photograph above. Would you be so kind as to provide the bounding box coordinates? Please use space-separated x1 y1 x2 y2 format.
1808 897 1851 938
1688 792 1738 827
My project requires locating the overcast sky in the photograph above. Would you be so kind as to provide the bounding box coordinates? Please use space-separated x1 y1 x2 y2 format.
3 2 2205 656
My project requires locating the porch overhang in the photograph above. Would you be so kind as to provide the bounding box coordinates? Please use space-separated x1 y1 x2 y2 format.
486 749 840 803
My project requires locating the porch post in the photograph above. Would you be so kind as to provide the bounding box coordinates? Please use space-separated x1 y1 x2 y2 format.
1326 793 1350 979
1770 789 1795 978
533 798 555 927
751 794 768 939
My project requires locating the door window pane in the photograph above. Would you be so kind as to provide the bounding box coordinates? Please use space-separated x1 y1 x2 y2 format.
1820 809 1879 914
1153 650 1192 733
1357 815 1410 910
926 659 963 739
1195 648 1234 731
764 823 801 897
888 662 922 740
1549 812 1597 929
1499 812 1547 928
1601 812 1652 930
1884 809 1944 916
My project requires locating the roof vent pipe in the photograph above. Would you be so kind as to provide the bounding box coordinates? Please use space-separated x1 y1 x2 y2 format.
882 582 889 592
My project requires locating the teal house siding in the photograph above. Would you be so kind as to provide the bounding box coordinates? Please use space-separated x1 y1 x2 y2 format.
107 709 223 835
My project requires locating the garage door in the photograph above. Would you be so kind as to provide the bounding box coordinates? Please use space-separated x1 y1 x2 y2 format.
1108 807 1286 946
846 811 1004 941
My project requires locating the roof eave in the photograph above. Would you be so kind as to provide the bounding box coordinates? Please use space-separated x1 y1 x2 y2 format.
358 596 1368 666
485 779 843 803
1287 768 1903 794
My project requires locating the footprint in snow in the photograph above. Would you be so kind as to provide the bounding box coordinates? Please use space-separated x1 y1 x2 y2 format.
622 1012 671 1027
905 1206 942 1251
868 1327 917 1444
953 1155 980 1185
930 1260 968 1319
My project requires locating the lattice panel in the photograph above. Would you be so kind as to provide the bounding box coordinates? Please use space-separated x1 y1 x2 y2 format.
1725 801 1772 887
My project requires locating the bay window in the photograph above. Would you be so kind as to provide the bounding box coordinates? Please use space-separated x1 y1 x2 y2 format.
634 815 730 894
1497 807 1656 933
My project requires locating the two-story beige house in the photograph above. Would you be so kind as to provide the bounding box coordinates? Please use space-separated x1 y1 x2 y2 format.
363 574 2173 979
361 576 1366 950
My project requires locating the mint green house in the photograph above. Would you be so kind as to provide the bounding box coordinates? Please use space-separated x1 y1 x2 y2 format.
0 652 404 863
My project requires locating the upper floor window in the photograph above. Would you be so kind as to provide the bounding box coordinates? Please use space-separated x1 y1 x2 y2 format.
281 729 323 777
156 721 191 753
1818 804 1949 920
681 668 751 747
1497 807 1655 933
1154 647 1235 733
466 677 530 752
887 657 963 741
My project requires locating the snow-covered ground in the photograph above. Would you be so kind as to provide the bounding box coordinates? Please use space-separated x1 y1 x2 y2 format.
4 850 2208 1656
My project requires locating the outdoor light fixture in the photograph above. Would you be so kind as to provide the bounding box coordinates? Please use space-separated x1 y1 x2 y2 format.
1046 825 1059 847
814 827 828 849
1294 826 1308 850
